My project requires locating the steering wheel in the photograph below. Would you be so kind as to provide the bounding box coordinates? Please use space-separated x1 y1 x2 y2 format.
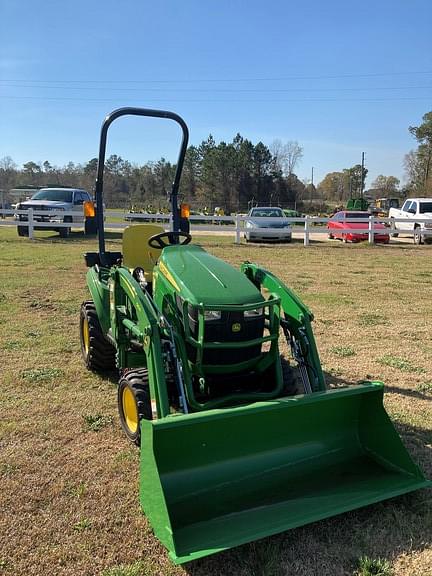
148 231 192 249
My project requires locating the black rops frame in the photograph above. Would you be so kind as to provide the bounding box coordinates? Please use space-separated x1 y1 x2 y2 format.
94 107 189 266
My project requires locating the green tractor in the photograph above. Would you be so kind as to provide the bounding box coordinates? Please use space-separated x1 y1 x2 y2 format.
80 108 430 565
346 197 369 211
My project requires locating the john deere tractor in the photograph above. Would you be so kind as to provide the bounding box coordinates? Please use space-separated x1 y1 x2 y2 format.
80 107 430 565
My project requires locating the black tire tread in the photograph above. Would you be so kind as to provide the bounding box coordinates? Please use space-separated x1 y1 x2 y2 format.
118 369 151 446
80 300 116 372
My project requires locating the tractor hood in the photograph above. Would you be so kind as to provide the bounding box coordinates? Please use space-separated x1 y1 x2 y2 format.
158 245 263 306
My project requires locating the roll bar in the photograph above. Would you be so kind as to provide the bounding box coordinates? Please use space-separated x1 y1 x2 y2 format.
94 107 189 265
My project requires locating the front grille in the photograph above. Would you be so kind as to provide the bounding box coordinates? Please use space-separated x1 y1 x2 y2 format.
187 310 265 365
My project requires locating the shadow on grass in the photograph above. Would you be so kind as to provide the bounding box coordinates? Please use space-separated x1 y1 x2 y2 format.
34 230 124 243
384 383 432 401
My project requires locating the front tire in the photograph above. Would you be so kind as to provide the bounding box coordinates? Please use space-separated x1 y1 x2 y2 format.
118 369 152 445
79 301 116 372
17 225 28 237
59 216 72 238
390 218 399 237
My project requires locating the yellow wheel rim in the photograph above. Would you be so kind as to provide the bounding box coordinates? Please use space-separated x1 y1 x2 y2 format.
82 317 90 355
122 386 138 434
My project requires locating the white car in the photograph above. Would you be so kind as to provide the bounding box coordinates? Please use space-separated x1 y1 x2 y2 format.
244 206 292 243
15 187 94 238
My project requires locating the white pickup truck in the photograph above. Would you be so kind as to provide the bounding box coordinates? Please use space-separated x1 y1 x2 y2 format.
15 187 95 238
389 198 432 245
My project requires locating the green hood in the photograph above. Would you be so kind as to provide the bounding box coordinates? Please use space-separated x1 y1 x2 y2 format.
159 245 263 306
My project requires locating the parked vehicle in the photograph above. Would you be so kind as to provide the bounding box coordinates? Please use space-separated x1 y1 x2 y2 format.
370 197 400 219
346 197 369 211
15 187 96 237
245 206 292 242
283 208 305 225
388 198 432 245
328 211 389 244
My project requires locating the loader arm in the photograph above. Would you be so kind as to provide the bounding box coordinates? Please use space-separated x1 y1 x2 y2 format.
109 267 171 418
241 262 326 392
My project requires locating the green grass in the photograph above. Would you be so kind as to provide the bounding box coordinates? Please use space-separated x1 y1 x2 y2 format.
73 518 92 532
416 381 432 394
377 355 425 373
357 556 393 576
0 226 431 576
330 345 356 357
83 413 113 432
101 561 148 576
20 367 64 382
64 481 87 498
359 313 389 327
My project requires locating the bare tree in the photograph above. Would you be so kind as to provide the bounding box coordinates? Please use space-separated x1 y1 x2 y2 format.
0 156 18 193
270 139 303 176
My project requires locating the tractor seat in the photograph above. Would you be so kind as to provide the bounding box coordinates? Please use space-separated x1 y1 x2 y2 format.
122 224 164 282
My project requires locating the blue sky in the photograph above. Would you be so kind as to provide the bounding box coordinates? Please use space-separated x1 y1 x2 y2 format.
1 0 431 187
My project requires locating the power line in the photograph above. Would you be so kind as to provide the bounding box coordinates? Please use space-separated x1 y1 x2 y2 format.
1 95 430 103
1 83 431 93
1 71 432 84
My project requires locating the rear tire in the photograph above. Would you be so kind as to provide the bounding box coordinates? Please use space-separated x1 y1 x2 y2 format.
413 226 423 245
17 225 28 237
328 232 334 239
118 369 152 446
79 301 116 372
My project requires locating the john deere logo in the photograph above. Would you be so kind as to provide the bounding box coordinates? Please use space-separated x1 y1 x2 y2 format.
231 322 241 333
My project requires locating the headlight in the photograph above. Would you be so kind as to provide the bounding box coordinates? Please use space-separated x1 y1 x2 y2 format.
244 308 263 318
188 303 222 322
204 310 222 321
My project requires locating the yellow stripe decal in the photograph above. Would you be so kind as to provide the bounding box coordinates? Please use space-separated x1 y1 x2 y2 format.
158 261 180 291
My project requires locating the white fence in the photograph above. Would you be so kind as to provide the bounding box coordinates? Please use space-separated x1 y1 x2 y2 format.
1 208 432 246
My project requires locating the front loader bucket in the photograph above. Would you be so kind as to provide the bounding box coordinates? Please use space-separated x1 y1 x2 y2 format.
139 382 430 564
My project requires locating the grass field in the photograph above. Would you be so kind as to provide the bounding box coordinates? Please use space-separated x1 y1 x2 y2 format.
0 227 431 576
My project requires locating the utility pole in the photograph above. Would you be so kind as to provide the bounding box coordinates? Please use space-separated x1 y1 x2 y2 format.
310 166 314 205
360 152 365 198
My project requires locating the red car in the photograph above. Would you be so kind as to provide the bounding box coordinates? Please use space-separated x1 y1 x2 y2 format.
328 211 390 244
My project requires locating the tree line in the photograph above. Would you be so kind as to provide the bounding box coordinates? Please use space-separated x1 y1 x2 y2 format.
0 136 308 212
1 110 431 211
